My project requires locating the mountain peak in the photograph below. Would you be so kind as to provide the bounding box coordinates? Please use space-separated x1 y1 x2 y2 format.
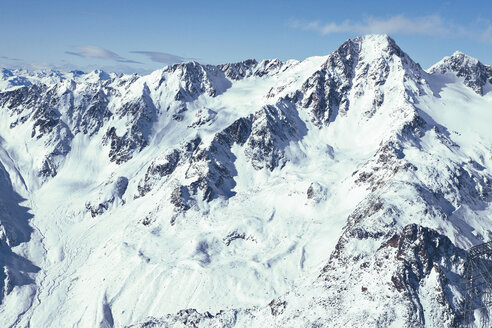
349 34 398 51
449 50 480 66
87 69 111 80
1 68 13 77
357 33 392 44
355 34 409 60
325 34 423 79
330 34 417 66
429 50 492 95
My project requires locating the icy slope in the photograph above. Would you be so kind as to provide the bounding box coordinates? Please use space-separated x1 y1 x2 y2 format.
0 35 491 327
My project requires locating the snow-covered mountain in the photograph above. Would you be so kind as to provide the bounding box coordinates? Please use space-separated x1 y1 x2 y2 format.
1 34 492 327
0 68 121 90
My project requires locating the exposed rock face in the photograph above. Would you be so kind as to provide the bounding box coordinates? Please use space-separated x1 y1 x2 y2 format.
104 85 158 164
161 61 232 100
254 59 284 77
315 219 467 328
383 224 465 327
218 59 258 80
85 176 128 217
137 149 181 197
306 181 328 202
72 87 111 136
301 38 359 126
245 102 306 171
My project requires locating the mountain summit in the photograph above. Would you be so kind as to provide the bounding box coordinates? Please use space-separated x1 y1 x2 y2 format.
1 35 492 327
429 50 492 95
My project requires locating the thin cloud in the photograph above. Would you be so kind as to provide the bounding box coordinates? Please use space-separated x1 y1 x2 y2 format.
476 19 492 43
291 15 450 37
130 51 187 64
66 45 141 64
1 55 21 61
291 15 492 44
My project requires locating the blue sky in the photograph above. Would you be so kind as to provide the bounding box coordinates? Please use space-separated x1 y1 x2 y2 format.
1 0 492 73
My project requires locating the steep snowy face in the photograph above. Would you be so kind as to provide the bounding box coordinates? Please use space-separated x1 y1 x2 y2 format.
429 51 492 95
1 35 492 328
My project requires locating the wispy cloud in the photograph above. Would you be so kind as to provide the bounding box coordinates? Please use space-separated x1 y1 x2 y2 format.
291 15 492 44
476 19 492 43
290 15 450 37
66 45 141 64
1 55 21 61
130 51 187 64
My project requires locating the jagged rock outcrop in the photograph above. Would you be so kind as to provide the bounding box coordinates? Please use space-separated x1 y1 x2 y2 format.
300 38 359 126
73 87 111 136
218 59 258 80
104 85 158 164
244 101 306 171
160 61 231 100
85 176 128 217
306 181 328 202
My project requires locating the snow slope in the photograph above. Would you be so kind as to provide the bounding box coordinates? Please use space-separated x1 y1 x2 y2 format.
0 35 491 327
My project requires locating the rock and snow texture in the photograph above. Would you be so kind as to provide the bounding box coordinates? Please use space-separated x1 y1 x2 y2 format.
0 34 492 327
429 51 492 95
